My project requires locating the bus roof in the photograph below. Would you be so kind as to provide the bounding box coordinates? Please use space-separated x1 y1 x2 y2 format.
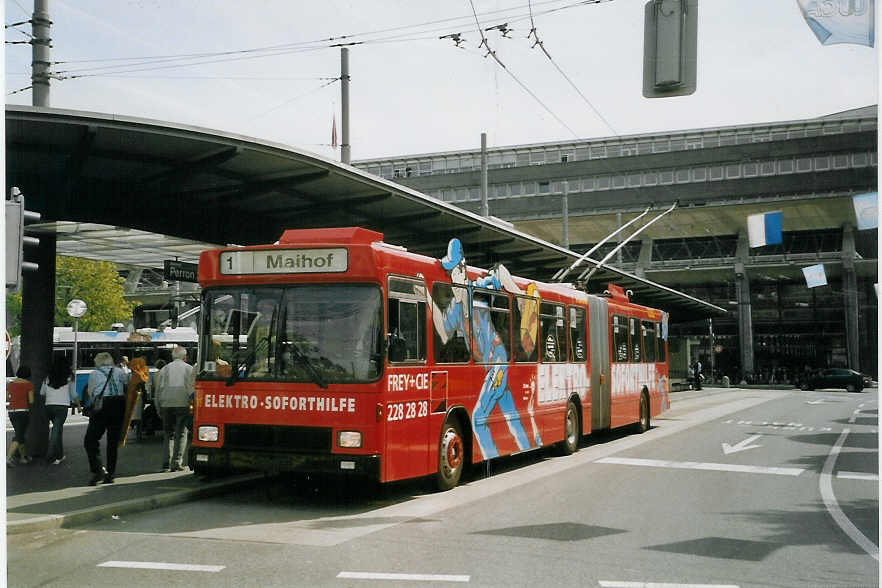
53 327 198 344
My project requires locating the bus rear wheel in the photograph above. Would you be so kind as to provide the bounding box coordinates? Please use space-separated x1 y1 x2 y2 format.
560 400 579 455
436 419 464 491
638 393 650 433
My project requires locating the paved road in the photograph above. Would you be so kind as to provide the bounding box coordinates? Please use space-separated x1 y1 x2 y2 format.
7 388 878 587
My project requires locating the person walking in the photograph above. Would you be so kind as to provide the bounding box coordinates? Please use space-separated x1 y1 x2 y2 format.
83 352 130 485
41 359 80 465
155 346 193 472
6 365 34 467
693 359 703 391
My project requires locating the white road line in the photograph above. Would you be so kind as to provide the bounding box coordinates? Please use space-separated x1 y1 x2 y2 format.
97 561 225 572
837 471 878 481
820 428 879 561
596 457 805 477
338 571 469 582
599 582 739 588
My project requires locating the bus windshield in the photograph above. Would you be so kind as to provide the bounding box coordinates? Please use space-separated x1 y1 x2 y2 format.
199 284 383 384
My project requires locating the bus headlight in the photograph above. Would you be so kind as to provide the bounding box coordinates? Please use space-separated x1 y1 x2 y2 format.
337 431 362 448
197 425 219 442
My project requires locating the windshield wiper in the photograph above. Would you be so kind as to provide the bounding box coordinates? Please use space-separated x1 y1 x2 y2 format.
290 341 328 389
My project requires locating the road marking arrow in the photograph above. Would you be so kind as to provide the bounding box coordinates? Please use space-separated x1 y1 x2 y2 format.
722 434 763 455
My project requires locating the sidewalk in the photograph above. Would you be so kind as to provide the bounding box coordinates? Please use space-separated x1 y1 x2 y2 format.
5 419 259 535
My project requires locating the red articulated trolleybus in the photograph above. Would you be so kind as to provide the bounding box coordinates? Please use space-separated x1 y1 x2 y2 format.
191 227 670 490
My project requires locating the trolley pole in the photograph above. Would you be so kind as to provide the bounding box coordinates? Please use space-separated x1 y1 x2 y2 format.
562 180 569 249
340 48 351 164
31 0 51 107
616 212 623 264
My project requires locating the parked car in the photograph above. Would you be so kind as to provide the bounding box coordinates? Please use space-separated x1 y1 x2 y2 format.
799 368 865 392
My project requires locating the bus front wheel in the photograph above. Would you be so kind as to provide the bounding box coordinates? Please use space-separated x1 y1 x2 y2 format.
436 419 464 491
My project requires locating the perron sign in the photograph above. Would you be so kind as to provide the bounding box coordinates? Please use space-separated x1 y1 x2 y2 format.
164 260 198 283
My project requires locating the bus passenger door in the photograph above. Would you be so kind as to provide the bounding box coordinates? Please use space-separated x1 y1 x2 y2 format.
588 298 609 431
384 278 433 482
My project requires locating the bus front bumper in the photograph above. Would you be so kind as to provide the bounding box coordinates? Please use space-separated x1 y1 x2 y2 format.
189 447 380 479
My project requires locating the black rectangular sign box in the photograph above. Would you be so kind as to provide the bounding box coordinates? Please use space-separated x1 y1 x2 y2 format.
164 260 198 283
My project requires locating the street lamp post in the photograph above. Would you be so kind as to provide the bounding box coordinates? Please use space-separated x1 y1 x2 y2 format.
66 299 87 397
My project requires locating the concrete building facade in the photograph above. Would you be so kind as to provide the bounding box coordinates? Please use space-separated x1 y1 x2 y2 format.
354 106 878 384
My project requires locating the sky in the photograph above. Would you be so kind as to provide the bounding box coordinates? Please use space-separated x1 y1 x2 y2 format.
3 0 879 162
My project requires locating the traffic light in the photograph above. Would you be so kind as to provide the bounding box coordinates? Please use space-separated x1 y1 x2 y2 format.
643 0 697 98
5 187 41 290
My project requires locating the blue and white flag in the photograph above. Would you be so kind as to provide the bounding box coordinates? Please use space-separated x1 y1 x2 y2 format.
747 211 783 248
802 264 828 288
852 191 878 230
796 0 875 47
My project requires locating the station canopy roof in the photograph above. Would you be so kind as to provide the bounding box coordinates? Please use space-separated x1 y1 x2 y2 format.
6 105 724 321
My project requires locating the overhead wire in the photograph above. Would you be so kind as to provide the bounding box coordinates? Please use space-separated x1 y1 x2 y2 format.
49 0 576 66
7 27 33 39
526 0 618 136
467 0 580 139
8 0 30 18
44 0 587 79
46 74 339 81
10 0 609 144
51 45 330 79
249 77 340 122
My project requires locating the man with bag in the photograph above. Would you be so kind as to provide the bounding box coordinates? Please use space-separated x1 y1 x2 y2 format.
83 352 130 485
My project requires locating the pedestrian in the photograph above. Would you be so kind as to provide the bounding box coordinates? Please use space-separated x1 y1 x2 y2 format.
83 352 130 485
6 365 34 467
41 358 81 465
120 357 149 446
142 358 166 437
155 346 193 472
693 360 703 391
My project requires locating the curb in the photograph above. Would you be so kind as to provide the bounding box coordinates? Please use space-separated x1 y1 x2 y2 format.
6 472 263 535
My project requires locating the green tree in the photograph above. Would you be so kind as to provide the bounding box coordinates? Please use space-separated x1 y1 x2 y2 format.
54 256 138 331
6 291 23 337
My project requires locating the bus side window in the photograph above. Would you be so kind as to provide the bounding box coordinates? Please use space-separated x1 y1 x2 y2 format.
472 290 511 364
388 277 427 363
431 282 471 364
656 322 666 363
642 320 656 363
629 317 641 363
513 294 538 363
612 315 628 363
540 302 565 362
568 306 587 362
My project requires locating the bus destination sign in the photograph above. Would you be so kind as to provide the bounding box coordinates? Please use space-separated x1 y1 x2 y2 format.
219 248 348 275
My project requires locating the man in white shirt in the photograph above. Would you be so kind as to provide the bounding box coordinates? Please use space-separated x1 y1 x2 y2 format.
155 346 194 472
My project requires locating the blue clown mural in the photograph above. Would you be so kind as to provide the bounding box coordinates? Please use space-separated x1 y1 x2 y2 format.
431 238 542 459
